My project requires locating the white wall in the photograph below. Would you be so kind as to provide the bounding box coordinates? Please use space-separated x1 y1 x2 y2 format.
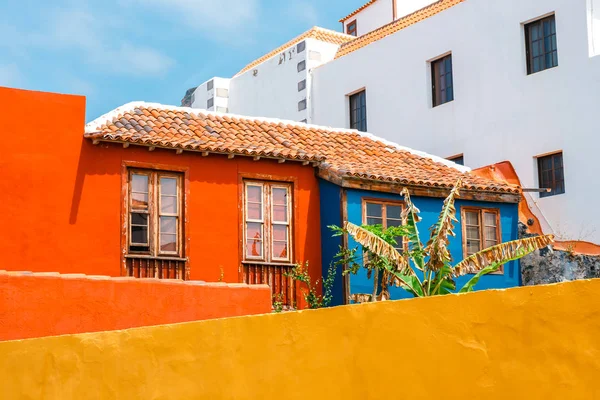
228 38 341 122
394 0 439 19
343 0 393 36
313 0 600 243
191 77 230 112
588 0 600 56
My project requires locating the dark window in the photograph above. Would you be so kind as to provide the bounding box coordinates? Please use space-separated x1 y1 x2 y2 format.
207 97 214 108
298 99 306 111
300 119 307 123
525 15 558 74
349 90 367 132
447 154 464 165
298 79 306 92
207 80 213 91
297 60 306 72
297 41 306 53
347 20 357 36
432 54 453 107
538 152 565 197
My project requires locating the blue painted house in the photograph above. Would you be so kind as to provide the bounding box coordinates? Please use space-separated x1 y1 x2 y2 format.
319 172 520 306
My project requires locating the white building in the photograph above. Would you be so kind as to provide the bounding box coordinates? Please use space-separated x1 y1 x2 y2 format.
182 0 600 244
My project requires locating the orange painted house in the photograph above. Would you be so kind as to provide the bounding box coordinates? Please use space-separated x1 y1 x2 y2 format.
0 86 520 309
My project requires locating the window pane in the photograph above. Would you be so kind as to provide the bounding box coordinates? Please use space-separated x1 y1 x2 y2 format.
366 203 383 217
485 227 498 242
465 211 479 226
386 205 401 220
467 240 480 254
160 216 177 234
466 226 480 240
131 225 148 244
161 195 177 214
131 213 148 226
272 187 288 205
367 217 383 226
247 203 262 220
273 205 288 223
246 239 263 258
485 240 497 249
273 225 287 241
160 234 177 252
273 241 288 259
160 177 177 196
386 219 401 228
131 192 148 210
247 185 262 203
246 222 262 240
484 212 496 227
132 174 148 193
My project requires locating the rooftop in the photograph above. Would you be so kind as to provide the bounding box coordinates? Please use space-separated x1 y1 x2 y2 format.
339 0 378 22
84 102 519 198
336 0 465 59
235 27 354 77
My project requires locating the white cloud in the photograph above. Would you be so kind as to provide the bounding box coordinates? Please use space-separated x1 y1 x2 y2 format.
0 63 25 88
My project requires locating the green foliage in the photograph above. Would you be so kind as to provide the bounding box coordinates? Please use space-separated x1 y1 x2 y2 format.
285 261 337 309
272 294 284 313
332 180 554 302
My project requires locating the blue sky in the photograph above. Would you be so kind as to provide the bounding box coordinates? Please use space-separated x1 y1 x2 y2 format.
0 0 366 121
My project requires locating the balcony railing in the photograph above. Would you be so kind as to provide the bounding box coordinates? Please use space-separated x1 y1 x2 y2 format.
241 262 296 309
125 255 188 280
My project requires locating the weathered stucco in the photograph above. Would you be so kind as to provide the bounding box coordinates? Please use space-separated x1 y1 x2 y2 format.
1 279 600 399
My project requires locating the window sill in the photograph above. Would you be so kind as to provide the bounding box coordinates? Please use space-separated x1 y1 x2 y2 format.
241 260 296 267
125 254 187 262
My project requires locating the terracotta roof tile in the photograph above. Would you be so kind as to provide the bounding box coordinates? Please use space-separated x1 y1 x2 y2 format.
85 102 518 195
336 0 465 59
235 27 354 76
339 0 378 22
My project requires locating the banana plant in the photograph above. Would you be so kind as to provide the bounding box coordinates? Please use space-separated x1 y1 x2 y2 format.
337 179 554 300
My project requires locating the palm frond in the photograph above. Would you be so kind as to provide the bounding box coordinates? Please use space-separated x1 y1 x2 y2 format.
453 234 555 276
344 221 413 275
400 188 425 271
424 179 462 272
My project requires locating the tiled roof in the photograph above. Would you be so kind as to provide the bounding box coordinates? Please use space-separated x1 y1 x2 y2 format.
336 0 465 59
84 102 519 195
235 27 353 77
339 0 378 22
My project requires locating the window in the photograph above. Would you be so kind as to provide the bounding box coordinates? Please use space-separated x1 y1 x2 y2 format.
538 152 565 197
432 54 454 107
297 41 306 53
298 79 306 92
216 88 229 98
462 208 500 257
244 181 293 263
525 15 558 74
297 60 306 72
364 200 404 252
207 97 214 109
128 170 183 256
349 90 367 132
207 80 213 91
298 99 307 111
447 154 464 166
347 20 357 36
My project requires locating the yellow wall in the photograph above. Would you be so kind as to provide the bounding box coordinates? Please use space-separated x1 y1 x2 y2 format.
2 279 600 399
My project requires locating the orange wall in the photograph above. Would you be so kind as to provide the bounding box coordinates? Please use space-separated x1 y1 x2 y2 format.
0 87 322 286
0 270 272 341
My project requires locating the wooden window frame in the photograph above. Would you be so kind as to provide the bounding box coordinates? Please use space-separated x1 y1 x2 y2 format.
349 89 367 132
431 54 454 107
461 207 502 273
361 198 406 252
525 14 558 75
121 161 189 275
347 20 357 36
537 151 565 198
242 179 294 265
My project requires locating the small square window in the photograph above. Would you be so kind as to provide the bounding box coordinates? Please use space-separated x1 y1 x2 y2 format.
431 54 454 107
298 79 306 92
207 97 214 109
537 152 565 197
207 80 214 91
298 99 307 111
349 90 367 132
347 20 357 36
297 41 306 53
297 60 306 72
216 88 229 98
525 15 558 74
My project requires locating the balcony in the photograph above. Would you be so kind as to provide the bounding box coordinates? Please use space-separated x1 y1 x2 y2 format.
241 261 297 310
125 255 188 280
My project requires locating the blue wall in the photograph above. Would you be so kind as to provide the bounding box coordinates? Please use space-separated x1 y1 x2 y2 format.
319 179 520 306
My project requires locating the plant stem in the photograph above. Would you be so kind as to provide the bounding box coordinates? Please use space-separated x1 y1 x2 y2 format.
371 268 379 302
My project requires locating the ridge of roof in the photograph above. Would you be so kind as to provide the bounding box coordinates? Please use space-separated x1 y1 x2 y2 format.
339 0 378 22
234 26 354 77
336 0 465 59
85 101 470 174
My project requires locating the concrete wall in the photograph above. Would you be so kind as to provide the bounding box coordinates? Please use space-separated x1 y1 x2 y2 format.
313 0 600 244
0 87 322 286
0 271 271 341
2 279 600 399
343 0 393 36
190 77 230 112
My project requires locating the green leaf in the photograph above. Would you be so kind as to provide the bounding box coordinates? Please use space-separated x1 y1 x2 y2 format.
390 270 424 297
401 188 425 271
459 263 502 293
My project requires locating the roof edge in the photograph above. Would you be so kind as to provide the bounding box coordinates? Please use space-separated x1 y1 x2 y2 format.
339 0 378 22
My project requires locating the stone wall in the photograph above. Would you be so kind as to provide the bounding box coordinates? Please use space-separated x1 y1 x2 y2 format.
519 223 600 285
